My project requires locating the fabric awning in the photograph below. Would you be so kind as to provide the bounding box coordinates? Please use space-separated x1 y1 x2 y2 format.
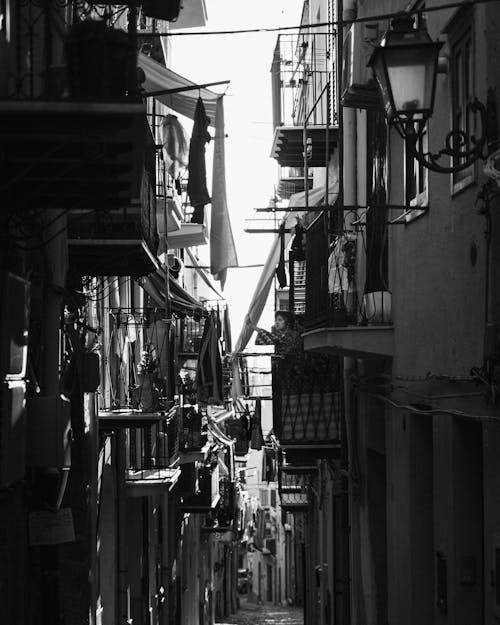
138 53 220 124
137 268 204 316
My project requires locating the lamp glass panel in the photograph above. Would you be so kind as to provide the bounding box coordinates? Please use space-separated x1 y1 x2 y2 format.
371 50 395 120
384 46 438 118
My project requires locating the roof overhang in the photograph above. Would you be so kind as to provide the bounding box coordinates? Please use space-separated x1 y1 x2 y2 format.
126 467 181 497
271 125 339 167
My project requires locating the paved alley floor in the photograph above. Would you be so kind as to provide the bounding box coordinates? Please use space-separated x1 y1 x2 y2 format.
217 598 303 625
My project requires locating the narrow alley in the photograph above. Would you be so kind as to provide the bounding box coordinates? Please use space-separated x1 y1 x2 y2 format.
4 1 500 625
218 601 303 625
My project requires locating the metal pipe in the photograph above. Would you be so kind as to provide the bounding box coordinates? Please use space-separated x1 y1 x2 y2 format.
116 430 130 624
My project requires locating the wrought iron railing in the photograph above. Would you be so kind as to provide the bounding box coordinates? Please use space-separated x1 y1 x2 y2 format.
98 308 170 412
272 352 342 453
304 207 392 331
67 123 156 247
278 468 310 510
3 2 140 100
271 32 337 129
125 408 180 481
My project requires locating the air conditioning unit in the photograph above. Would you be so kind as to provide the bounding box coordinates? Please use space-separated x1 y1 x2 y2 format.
27 395 71 468
341 21 381 109
0 380 26 487
0 272 30 380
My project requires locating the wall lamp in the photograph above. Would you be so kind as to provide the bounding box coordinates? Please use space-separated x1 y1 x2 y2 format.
368 14 493 174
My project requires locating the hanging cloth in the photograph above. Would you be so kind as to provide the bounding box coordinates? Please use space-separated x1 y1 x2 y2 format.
196 311 223 403
160 114 189 179
276 222 287 288
223 305 232 353
250 398 264 450
187 97 211 224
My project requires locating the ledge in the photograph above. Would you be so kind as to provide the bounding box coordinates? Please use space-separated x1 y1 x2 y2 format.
303 325 394 358
98 409 167 429
126 467 181 497
178 441 211 465
271 125 338 167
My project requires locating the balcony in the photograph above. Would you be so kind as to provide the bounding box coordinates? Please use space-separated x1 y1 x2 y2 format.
270 32 338 168
276 167 313 200
181 464 221 512
153 125 209 250
278 466 316 512
1 9 146 211
99 408 181 496
202 478 236 532
272 353 342 461
68 126 156 276
302 209 394 359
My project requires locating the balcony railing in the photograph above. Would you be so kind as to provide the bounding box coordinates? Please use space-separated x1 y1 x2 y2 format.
125 409 180 482
304 208 392 332
3 3 143 101
272 352 342 459
271 32 336 129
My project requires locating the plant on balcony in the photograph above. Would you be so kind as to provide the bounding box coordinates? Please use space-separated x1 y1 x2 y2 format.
132 346 160 412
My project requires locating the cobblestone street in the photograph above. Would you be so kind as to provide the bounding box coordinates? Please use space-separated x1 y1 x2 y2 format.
217 599 303 625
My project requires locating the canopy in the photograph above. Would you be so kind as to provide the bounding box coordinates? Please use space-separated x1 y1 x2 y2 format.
137 268 204 316
138 53 220 124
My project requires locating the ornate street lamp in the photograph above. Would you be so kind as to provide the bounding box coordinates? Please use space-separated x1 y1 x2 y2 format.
368 14 489 174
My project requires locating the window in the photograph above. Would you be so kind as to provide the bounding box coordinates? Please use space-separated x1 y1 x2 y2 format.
449 12 475 192
404 123 428 221
403 0 428 222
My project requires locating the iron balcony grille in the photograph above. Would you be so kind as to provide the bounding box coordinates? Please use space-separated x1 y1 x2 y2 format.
304 208 392 332
125 409 180 482
272 352 342 456
271 32 337 129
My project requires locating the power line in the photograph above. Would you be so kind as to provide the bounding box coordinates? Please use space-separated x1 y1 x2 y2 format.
137 0 500 37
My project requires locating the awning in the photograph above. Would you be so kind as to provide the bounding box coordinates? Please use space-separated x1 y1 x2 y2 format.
137 268 204 316
138 53 220 124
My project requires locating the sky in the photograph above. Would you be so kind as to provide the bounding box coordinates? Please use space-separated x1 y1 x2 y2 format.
170 0 303 340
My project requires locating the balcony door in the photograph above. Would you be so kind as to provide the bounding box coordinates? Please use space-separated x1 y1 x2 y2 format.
365 110 389 296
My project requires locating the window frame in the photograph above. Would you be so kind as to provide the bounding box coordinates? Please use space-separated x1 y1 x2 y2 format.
448 10 476 195
402 0 429 223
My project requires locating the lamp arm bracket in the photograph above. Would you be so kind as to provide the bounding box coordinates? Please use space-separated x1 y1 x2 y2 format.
404 98 489 174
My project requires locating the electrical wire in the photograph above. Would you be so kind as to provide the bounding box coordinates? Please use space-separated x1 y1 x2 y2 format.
137 0 500 37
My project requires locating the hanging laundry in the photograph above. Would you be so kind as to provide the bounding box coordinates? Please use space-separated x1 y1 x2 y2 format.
223 305 232 353
196 312 223 403
187 97 211 224
275 222 287 288
160 114 189 179
250 398 264 450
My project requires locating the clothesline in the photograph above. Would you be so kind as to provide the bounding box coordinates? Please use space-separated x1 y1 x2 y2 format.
137 0 500 37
